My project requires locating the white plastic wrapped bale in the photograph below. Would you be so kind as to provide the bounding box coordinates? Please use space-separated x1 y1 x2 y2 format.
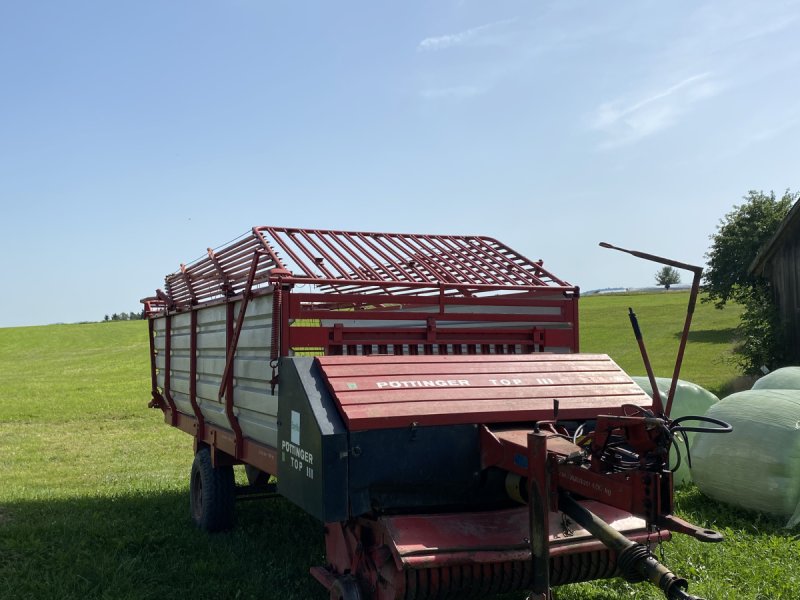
752 366 800 391
631 376 719 487
690 389 800 527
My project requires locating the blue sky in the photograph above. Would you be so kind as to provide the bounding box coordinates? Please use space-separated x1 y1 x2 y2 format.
1 0 799 327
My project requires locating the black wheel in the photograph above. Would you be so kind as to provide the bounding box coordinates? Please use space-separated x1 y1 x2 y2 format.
189 446 235 531
329 576 363 600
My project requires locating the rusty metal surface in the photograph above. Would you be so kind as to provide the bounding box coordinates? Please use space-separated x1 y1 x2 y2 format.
317 354 652 429
381 502 649 561
319 508 661 600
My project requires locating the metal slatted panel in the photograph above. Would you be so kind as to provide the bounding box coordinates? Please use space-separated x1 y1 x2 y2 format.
317 354 651 430
154 226 577 309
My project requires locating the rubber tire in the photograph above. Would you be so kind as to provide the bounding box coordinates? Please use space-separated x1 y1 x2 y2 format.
189 447 235 532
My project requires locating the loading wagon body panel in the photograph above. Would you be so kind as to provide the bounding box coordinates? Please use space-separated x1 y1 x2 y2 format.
316 353 652 430
144 226 581 461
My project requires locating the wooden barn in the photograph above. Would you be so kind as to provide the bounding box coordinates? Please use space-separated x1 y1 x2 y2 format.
750 200 800 364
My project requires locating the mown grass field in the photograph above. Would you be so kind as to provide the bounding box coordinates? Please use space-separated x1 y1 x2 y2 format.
1 292 798 600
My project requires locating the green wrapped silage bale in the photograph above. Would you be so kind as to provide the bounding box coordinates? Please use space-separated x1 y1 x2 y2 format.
631 376 719 487
752 366 800 391
690 389 800 527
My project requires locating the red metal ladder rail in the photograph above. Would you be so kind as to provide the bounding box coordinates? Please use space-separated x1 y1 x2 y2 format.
217 250 266 459
162 315 179 426
188 309 205 439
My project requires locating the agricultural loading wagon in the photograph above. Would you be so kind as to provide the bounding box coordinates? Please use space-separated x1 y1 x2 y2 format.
141 227 731 600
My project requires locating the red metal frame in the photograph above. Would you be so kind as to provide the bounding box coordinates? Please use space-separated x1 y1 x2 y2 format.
142 226 580 474
148 227 578 311
316 354 651 430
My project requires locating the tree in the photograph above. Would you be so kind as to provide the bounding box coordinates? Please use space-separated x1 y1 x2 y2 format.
704 189 798 374
705 190 795 309
655 266 680 289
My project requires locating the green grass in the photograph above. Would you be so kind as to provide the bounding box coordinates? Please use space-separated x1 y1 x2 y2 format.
580 291 743 396
0 294 797 600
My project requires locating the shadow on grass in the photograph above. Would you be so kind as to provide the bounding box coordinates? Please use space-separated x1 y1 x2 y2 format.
673 327 739 344
0 491 532 600
0 490 326 600
8 486 781 600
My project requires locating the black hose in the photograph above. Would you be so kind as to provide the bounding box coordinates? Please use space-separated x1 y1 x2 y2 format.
670 415 732 434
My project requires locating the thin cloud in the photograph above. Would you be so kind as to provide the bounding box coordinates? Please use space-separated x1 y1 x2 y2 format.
740 13 799 41
417 18 517 52
591 73 721 148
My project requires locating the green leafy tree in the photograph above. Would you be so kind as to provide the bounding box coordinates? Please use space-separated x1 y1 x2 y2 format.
655 266 681 289
705 189 797 374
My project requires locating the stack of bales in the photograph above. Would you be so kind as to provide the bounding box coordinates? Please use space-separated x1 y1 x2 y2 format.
690 367 800 527
632 376 719 487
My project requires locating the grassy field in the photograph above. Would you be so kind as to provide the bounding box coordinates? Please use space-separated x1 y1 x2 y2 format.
0 292 797 600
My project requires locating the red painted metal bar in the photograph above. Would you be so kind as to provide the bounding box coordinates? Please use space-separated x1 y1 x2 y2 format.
290 230 338 279
217 251 264 457
599 242 703 417
162 315 178 426
570 290 580 353
172 411 278 474
423 235 487 284
440 235 504 286
665 269 703 417
293 277 574 293
147 317 162 407
311 232 369 280
432 236 496 285
295 229 351 279
397 234 465 285
357 233 424 283
345 232 405 282
287 326 571 354
224 302 239 455
188 308 205 438
262 227 318 278
385 234 446 282
527 431 551 595
179 264 197 304
207 247 235 295
158 227 579 309
471 236 550 287
250 227 286 266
